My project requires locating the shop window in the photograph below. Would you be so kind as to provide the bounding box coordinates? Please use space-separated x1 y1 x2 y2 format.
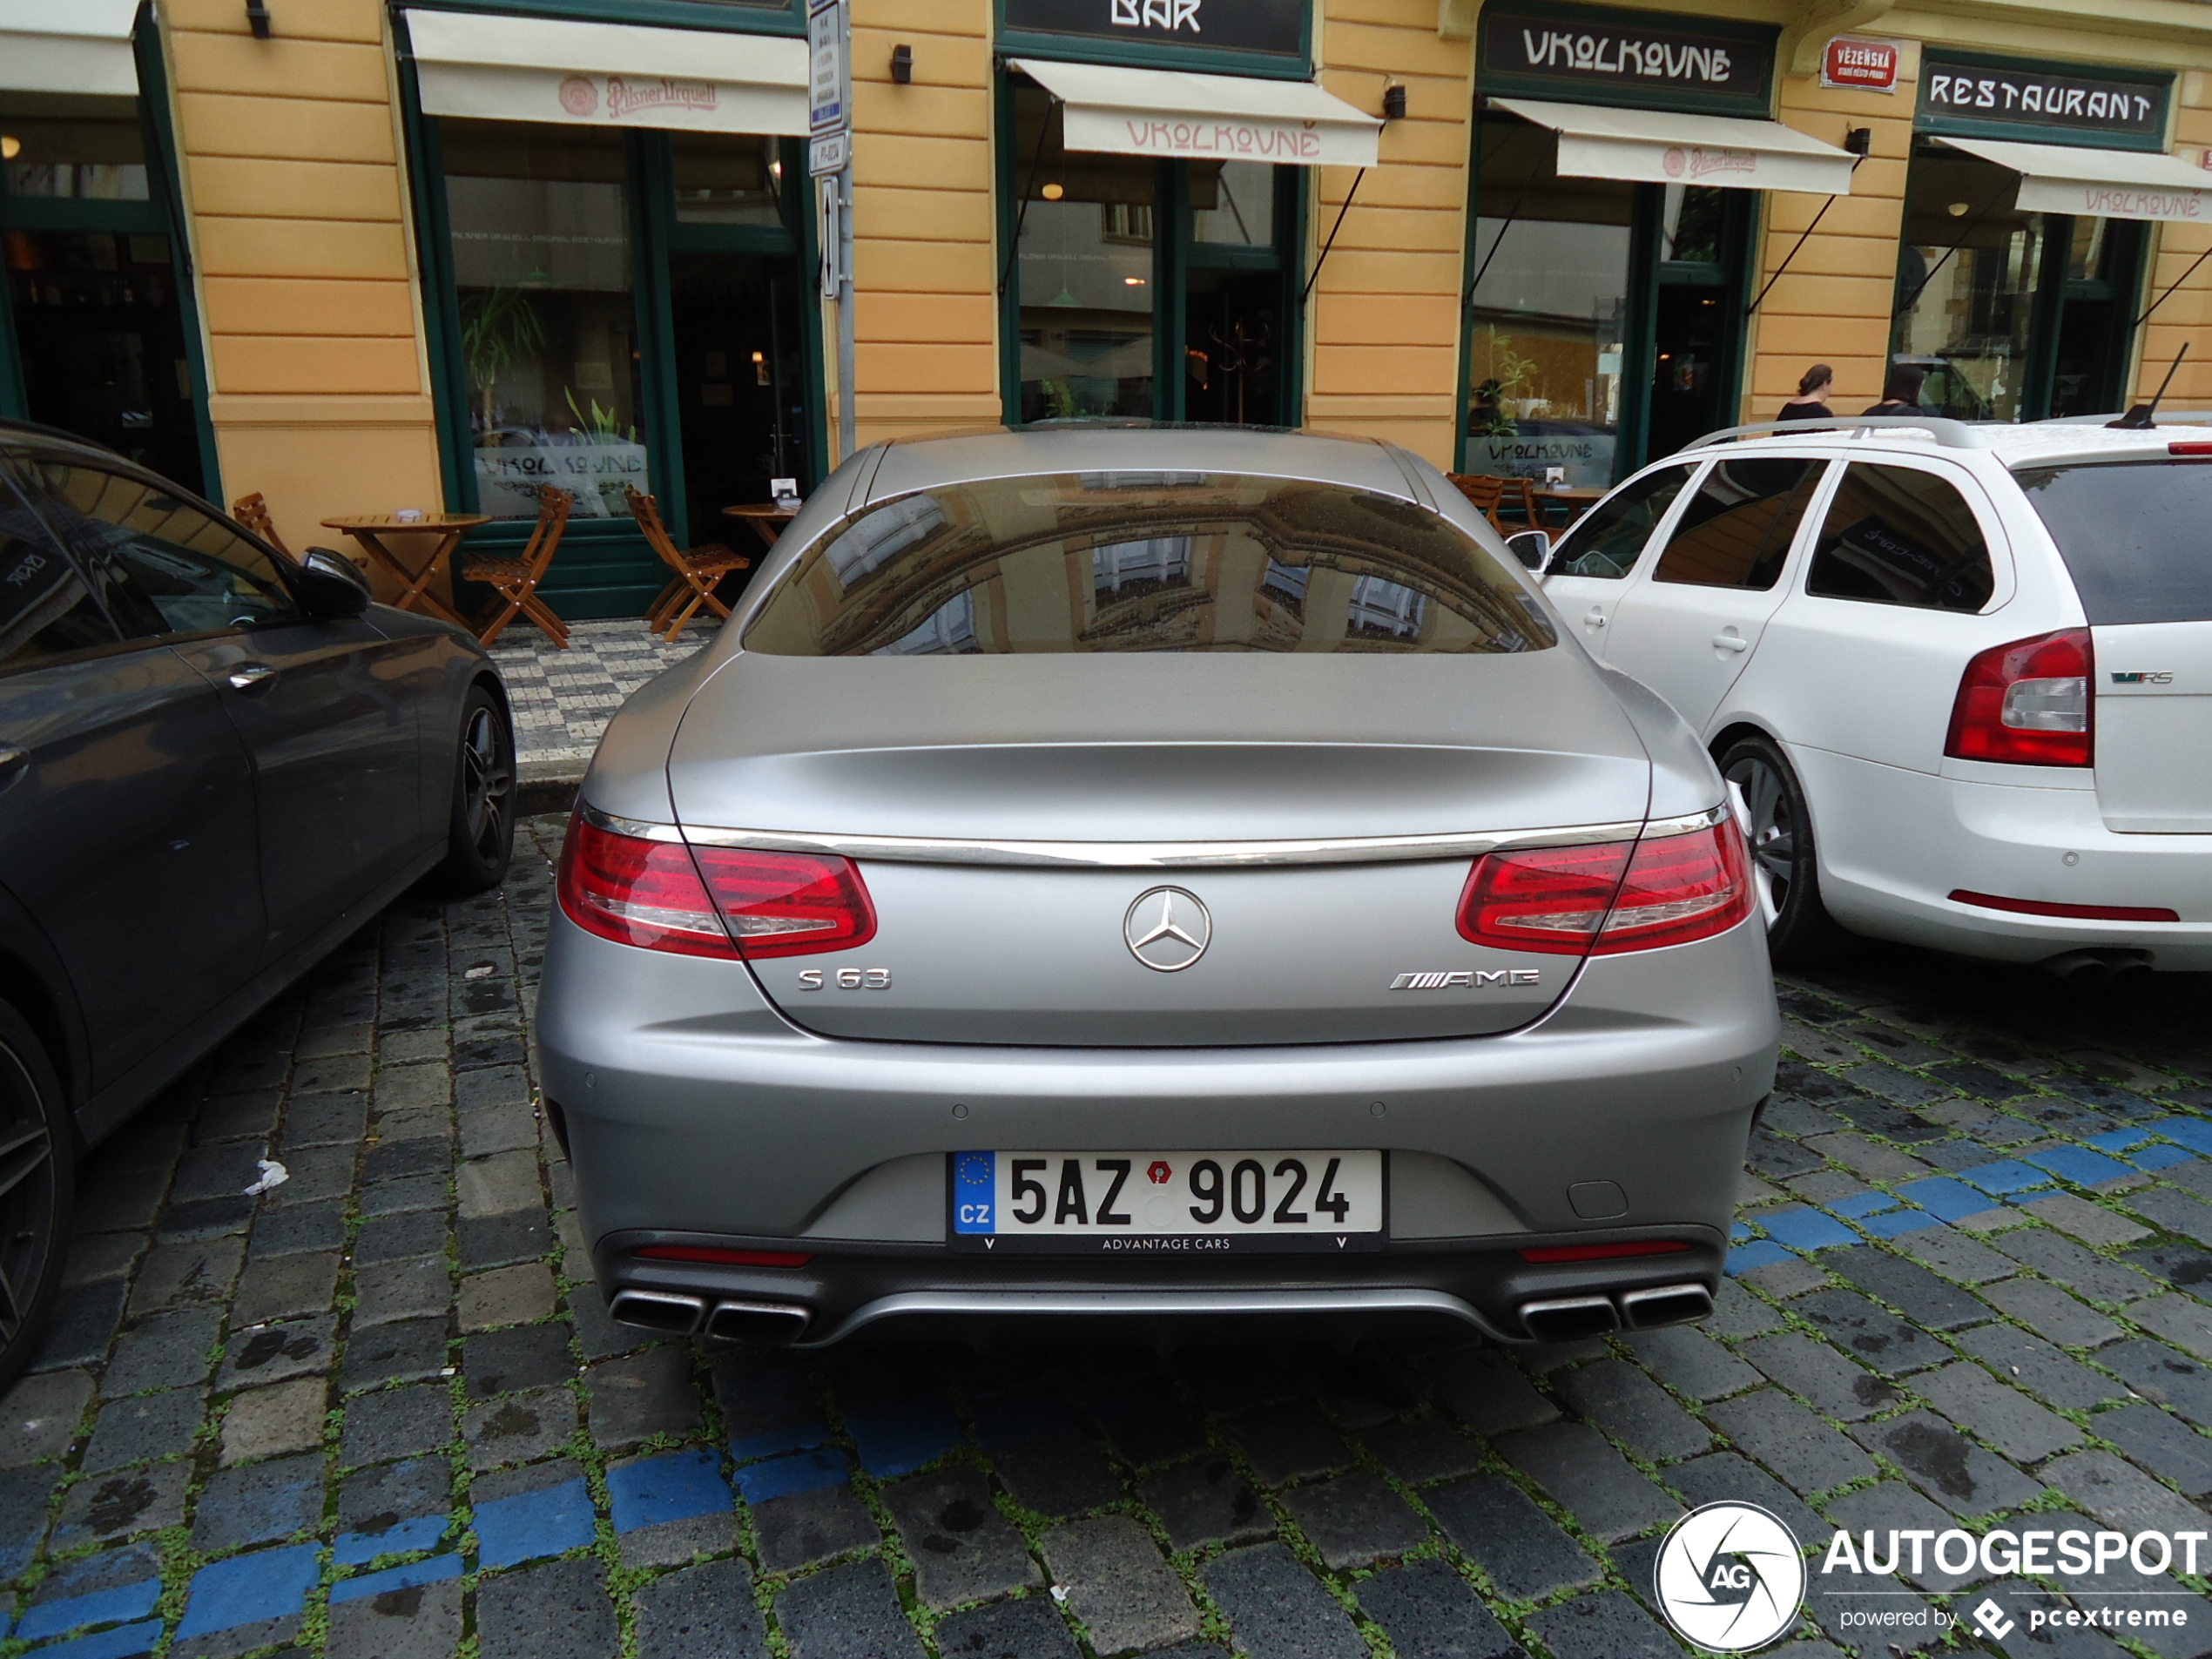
1 92 205 495
671 133 785 226
1806 463 1993 612
1653 459 1823 590
1005 82 1298 428
1466 114 1633 489
436 120 645 523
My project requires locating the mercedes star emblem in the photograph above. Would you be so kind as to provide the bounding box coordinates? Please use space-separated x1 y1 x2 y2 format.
1124 887 1211 972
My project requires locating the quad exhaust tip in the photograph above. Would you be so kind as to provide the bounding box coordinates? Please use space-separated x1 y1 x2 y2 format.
1520 1282 1712 1341
609 1289 810 1345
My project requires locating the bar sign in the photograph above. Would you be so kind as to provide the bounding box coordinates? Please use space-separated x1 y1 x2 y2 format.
1822 37 1900 93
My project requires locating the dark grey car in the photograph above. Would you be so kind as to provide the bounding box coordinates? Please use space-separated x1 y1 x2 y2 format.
0 422 517 1383
540 426 1778 1350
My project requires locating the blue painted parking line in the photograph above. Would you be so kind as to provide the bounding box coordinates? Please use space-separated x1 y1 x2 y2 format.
843 1397 963 1477
330 1555 463 1603
26 1619 162 1659
609 1448 732 1533
1724 1241 1792 1275
2086 1127 2155 1155
1858 1206 1938 1238
1954 1158 2054 1197
1825 1189 1901 1219
2133 1143 2195 1171
1757 1209 1858 1252
14 1580 162 1645
734 1446 850 1504
334 1513 448 1566
2148 1116 2212 1157
1894 1176 2001 1222
727 1420 835 1463
473 1479 597 1570
172 1544 320 1642
2021 1145 2134 1188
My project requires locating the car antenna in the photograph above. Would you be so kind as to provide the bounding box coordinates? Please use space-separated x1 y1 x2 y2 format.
2109 341 2189 429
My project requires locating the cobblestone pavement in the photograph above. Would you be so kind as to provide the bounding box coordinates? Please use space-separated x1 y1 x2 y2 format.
491 621 717 765
5 814 2212 1658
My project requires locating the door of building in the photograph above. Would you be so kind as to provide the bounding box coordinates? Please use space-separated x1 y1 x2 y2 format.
412 116 820 621
0 53 213 497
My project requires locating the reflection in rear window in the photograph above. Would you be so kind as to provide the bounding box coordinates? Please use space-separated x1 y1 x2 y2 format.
2017 461 2212 624
741 473 1555 656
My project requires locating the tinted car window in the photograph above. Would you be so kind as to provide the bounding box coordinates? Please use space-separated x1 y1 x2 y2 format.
1653 457 1824 591
2017 461 2212 624
0 469 119 671
24 460 297 637
1548 464 1693 578
1806 463 1993 612
744 473 1556 656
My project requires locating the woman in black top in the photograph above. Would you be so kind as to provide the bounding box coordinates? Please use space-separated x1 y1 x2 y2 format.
1864 364 1929 416
1777 364 1834 422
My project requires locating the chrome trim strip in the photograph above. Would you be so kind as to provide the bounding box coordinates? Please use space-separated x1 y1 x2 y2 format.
579 803 689 843
803 1286 1494 1346
666 804 1727 869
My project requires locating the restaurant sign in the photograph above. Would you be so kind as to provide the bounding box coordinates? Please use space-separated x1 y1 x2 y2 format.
1479 2 1777 118
1000 0 1307 64
1918 52 2170 151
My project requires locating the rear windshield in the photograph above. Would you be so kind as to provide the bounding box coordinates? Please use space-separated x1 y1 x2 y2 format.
741 472 1555 656
2015 461 2212 624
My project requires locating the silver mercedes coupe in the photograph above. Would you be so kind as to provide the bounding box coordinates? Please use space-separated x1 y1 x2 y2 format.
536 425 1777 1348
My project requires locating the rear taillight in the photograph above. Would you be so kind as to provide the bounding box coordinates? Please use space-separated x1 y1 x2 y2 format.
691 846 877 958
1457 822 1753 956
1946 629 2093 767
557 813 875 959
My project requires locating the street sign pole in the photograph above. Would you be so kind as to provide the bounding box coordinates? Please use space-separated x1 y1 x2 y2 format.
808 0 855 468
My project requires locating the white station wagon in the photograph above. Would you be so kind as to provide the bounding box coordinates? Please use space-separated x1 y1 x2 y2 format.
1529 415 2212 981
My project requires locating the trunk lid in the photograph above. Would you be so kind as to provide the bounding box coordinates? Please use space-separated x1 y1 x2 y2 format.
667 651 1656 1044
2093 621 2212 833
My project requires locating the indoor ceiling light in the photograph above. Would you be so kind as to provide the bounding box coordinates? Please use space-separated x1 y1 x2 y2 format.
1947 200 1970 216
1123 276 1145 286
0 136 18 161
1041 182 1063 200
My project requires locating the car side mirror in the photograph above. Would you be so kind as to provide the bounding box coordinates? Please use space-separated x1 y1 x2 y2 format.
1504 529 1554 575
297 546 372 618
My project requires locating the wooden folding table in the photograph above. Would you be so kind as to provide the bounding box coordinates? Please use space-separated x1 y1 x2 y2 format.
320 514 491 627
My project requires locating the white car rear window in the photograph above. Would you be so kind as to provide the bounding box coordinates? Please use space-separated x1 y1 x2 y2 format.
2016 461 2212 624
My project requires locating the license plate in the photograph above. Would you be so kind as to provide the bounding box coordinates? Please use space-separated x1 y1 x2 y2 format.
948 1150 1386 1254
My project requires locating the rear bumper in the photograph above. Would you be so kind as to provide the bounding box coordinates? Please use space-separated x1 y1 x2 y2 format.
538 906 1776 1344
1799 747 2212 968
591 1226 1725 1347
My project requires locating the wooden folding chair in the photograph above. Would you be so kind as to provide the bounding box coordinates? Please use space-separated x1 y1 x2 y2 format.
1446 473 1546 536
626 487 750 643
462 484 572 648
231 492 291 556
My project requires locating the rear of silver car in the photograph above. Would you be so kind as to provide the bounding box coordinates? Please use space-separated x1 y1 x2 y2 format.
536 431 1777 1346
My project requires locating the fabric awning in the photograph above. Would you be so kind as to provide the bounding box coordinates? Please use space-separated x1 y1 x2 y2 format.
403 10 807 136
1489 97 1856 195
0 0 138 96
1938 136 2211 223
1009 58 1380 168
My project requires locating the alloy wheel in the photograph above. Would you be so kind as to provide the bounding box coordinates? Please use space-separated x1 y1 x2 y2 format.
0 1048 57 1356
1725 753 1795 927
462 705 515 860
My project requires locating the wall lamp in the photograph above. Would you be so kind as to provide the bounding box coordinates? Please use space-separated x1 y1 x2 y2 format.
1382 84 1407 120
890 44 913 84
245 0 271 37
1844 126 1871 156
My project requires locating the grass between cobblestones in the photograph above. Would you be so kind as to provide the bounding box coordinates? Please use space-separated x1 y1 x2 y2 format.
0 814 2208 1657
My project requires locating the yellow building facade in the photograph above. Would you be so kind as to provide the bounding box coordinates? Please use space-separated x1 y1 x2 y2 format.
5 0 2211 617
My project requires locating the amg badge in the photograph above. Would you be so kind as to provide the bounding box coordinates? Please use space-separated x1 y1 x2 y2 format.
1389 969 1541 989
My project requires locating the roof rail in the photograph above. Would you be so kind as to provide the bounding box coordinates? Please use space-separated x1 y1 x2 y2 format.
2032 410 2212 428
1682 415 1987 451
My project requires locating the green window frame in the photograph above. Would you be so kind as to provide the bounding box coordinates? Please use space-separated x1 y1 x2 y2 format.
0 7 219 498
394 11 825 618
994 70 1309 428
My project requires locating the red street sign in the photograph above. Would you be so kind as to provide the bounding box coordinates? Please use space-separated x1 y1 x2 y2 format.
1822 37 1901 92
